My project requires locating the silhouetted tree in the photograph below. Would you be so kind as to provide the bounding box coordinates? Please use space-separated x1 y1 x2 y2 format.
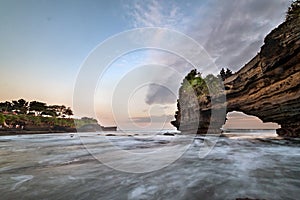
29 101 47 115
225 68 233 78
219 68 233 81
220 68 226 81
47 105 66 117
12 99 28 114
64 107 73 118
184 69 199 82
0 101 12 112
286 0 300 21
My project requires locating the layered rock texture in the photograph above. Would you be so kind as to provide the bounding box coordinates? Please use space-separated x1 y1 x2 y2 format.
172 16 300 137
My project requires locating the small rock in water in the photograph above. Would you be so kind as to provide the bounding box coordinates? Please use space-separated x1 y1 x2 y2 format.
106 134 116 136
163 132 175 136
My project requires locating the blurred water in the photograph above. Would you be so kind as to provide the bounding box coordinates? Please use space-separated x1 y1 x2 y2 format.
0 131 300 200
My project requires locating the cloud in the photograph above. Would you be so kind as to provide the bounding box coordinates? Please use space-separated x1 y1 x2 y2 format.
126 0 187 29
192 0 290 70
124 0 290 105
145 83 177 105
130 114 174 123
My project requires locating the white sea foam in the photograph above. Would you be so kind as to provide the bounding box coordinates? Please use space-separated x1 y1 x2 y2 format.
1 132 299 199
10 175 34 190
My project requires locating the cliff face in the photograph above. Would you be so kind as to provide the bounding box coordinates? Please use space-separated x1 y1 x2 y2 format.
225 16 300 137
172 16 300 137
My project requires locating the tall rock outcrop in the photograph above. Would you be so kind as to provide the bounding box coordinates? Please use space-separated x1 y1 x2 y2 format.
172 16 300 137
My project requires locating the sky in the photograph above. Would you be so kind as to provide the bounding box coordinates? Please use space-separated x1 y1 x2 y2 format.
0 0 290 130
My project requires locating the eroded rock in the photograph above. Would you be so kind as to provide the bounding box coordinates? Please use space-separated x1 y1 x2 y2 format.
172 16 300 137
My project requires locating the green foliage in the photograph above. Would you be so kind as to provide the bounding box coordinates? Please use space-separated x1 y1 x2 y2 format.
0 99 97 129
0 113 6 125
180 69 209 98
54 118 74 127
179 69 223 98
5 114 97 128
0 113 77 127
74 117 98 128
173 69 224 127
4 114 20 125
286 0 300 21
204 74 223 95
0 99 73 118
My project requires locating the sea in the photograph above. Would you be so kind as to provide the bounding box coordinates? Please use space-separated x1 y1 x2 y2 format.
0 130 300 200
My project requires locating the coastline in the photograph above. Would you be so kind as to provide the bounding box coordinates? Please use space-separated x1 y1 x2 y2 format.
0 124 117 136
0 129 77 136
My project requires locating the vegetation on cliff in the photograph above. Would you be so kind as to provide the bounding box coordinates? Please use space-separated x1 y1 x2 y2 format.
0 99 98 132
219 68 233 81
172 69 226 130
0 99 73 117
286 0 300 21
179 69 225 100
0 113 75 128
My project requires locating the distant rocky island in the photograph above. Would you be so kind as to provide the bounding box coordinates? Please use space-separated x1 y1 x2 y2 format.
172 4 300 137
0 99 116 135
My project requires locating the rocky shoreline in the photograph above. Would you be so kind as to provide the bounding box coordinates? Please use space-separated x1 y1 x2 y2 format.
0 124 117 136
0 126 76 136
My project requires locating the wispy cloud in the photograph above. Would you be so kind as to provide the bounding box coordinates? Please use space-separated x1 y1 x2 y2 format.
124 0 290 105
130 114 174 123
195 0 290 69
145 83 177 105
125 0 187 29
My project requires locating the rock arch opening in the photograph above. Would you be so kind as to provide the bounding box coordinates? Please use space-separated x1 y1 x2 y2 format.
222 111 280 136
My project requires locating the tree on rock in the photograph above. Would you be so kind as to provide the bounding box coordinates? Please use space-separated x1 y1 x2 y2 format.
220 68 226 81
225 68 233 78
286 0 300 21
219 68 233 81
204 74 223 95
180 69 208 97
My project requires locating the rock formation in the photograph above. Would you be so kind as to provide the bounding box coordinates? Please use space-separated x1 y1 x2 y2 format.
172 15 300 137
